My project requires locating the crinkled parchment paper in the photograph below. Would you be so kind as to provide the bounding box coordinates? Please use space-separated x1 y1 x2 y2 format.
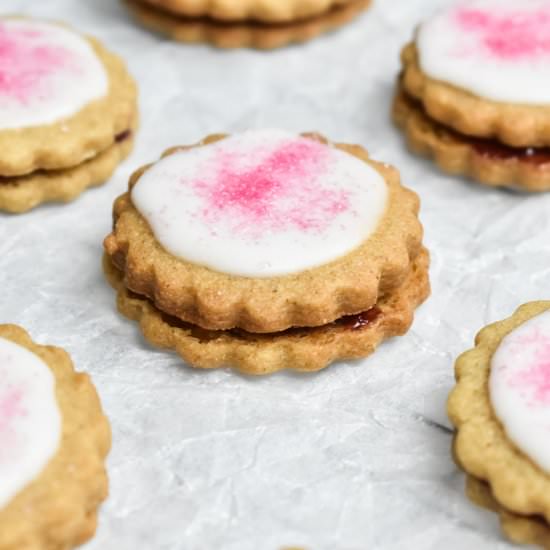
1 0 540 548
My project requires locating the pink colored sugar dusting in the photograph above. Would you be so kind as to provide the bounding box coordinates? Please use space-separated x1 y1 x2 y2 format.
192 139 351 235
0 387 25 433
507 333 550 405
455 7 550 60
0 23 76 103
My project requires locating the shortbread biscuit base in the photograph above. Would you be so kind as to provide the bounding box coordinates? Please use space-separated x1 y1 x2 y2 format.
0 17 138 177
449 302 550 524
401 43 550 148
124 0 370 50
392 86 550 192
0 325 111 550
140 0 356 23
0 126 135 214
104 133 424 334
104 246 430 374
467 476 550 549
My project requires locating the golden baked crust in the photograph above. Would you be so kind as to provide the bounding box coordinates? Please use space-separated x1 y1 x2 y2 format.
104 246 430 374
138 0 356 23
123 0 370 49
392 86 550 192
448 302 550 525
0 17 138 177
401 43 550 148
104 133 424 333
0 325 111 550
467 476 550 549
0 125 136 214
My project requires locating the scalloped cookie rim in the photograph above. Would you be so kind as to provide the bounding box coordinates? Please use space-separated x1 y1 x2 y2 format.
448 301 550 524
104 247 430 375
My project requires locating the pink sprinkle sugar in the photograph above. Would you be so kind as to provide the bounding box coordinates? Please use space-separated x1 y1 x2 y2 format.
192 138 351 235
456 7 550 60
0 387 24 433
508 334 550 405
0 23 75 102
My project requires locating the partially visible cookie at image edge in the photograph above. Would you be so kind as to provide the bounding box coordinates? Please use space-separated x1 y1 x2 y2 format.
0 325 111 550
449 301 550 548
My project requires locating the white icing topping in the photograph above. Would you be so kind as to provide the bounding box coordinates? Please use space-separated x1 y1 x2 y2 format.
0 336 62 509
417 0 550 104
0 19 108 130
490 310 550 474
131 129 388 278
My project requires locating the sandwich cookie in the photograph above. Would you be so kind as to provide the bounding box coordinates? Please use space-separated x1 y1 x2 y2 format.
104 129 430 374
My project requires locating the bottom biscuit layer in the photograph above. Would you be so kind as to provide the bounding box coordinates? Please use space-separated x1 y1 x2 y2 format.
123 0 370 49
392 86 550 192
0 129 135 214
467 475 550 549
103 247 430 375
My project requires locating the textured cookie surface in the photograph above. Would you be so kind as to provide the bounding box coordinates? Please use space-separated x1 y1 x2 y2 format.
104 247 430 374
0 17 137 177
0 325 111 550
124 0 370 49
467 476 550 550
139 0 357 23
0 126 135 213
104 131 424 333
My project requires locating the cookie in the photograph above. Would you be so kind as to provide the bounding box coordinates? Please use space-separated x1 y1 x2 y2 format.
123 0 370 49
0 324 111 550
394 0 550 191
138 0 358 23
448 302 550 548
104 129 429 373
0 17 138 212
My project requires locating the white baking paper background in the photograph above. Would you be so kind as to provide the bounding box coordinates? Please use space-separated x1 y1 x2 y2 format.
1 0 545 548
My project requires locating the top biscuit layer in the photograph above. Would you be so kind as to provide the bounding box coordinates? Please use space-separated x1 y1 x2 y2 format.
104 132 424 333
403 0 550 147
141 0 355 22
131 130 389 278
0 17 137 177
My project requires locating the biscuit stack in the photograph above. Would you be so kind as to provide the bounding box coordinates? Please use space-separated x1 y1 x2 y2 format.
0 18 138 213
104 130 430 375
0 324 111 549
123 0 371 49
393 0 550 192
449 302 550 549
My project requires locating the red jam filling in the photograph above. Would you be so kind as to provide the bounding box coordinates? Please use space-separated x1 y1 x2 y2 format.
335 306 382 330
153 301 382 338
404 90 550 165
470 140 550 164
115 129 132 143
